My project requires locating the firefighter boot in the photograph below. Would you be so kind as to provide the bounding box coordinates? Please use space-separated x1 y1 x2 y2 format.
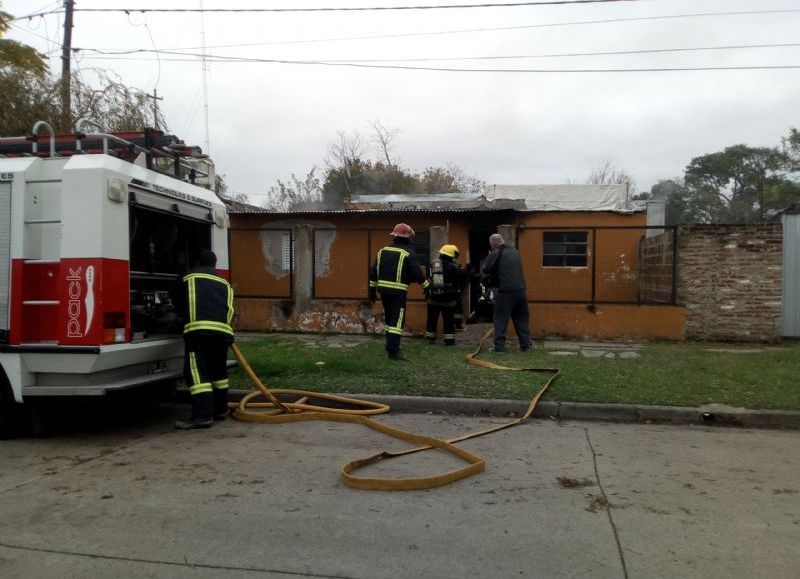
176 391 214 429
213 387 229 421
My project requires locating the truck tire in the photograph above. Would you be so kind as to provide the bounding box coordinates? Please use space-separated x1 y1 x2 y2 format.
0 369 31 439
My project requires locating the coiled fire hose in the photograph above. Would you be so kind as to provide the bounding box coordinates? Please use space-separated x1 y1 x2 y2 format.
229 331 560 491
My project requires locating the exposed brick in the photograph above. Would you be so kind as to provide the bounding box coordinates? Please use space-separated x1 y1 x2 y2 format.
676 224 782 342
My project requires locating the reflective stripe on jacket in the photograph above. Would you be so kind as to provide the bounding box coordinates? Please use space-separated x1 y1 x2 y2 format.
182 268 235 335
369 241 428 293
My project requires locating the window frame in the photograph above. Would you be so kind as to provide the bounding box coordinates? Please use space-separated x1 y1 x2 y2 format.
542 231 589 268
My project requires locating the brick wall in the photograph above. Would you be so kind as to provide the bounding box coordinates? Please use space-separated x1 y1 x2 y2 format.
677 224 783 342
639 231 674 304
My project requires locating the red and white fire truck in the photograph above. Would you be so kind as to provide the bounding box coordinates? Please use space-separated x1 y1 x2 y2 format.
0 121 230 436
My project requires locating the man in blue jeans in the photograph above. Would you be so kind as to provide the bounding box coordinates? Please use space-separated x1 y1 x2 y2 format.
481 233 533 353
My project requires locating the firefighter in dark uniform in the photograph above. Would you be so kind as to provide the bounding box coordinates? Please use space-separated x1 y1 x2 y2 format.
176 249 235 429
425 244 469 346
369 223 428 361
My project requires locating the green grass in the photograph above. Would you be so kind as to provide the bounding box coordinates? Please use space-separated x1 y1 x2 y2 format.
229 335 800 411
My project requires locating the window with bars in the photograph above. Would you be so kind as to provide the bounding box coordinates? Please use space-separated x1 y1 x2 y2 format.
281 232 293 273
542 231 588 267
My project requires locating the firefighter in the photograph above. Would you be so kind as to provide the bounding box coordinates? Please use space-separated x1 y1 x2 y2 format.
175 249 235 429
369 223 428 361
425 244 469 346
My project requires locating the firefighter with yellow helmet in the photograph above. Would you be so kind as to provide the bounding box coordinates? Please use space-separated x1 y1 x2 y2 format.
425 244 469 346
369 224 429 361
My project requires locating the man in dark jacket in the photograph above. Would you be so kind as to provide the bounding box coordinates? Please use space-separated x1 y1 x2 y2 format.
369 223 428 361
176 249 235 429
481 233 533 353
425 244 469 346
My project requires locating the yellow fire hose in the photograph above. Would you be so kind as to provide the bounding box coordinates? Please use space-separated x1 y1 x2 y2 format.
229 331 560 491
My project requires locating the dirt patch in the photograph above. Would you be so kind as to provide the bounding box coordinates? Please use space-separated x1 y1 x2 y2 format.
585 494 609 513
557 476 595 489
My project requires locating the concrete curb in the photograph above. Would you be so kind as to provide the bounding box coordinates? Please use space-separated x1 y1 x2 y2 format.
226 390 800 430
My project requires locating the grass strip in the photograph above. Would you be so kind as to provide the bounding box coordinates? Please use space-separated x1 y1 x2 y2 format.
228 335 800 411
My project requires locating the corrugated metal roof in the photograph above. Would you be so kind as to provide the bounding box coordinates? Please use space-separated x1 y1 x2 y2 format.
228 207 516 216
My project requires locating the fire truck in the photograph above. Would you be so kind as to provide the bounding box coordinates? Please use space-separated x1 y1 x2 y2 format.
0 120 230 436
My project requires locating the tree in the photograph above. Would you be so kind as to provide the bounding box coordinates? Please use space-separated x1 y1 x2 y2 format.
70 68 165 133
267 122 487 210
648 179 694 225
684 144 790 222
264 168 323 212
419 164 485 195
647 131 800 224
586 159 636 193
1 4 165 135
0 4 47 76
782 127 800 172
0 4 56 135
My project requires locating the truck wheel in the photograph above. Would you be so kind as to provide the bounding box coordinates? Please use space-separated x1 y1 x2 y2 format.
0 372 31 439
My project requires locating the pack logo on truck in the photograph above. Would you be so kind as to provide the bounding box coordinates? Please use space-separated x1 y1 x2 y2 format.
66 265 95 337
0 172 14 181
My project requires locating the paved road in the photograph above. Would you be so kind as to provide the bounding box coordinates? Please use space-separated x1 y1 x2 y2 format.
1 399 798 579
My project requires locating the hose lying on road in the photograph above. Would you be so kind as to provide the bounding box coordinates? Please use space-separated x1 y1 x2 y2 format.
229 332 560 491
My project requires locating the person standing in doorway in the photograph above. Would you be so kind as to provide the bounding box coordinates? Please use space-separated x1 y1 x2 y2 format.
369 223 428 361
175 249 235 429
481 233 533 353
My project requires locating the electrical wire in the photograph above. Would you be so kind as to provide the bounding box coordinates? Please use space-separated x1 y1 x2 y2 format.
80 42 800 64
7 0 641 21
72 45 800 74
300 43 800 63
73 56 800 73
74 8 800 51
80 1 643 15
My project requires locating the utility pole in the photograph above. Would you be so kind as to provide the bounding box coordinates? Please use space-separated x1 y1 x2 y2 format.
146 89 164 130
61 0 75 129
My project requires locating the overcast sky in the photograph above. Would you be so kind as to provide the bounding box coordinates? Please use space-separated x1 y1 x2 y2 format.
5 0 800 201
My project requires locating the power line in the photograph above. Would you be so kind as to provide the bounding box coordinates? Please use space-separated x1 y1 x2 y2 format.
322 42 800 63
78 9 800 51
79 1 640 14
74 42 800 64
10 0 641 20
73 49 800 73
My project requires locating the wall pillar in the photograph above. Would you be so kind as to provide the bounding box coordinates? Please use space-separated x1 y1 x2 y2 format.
293 224 313 311
497 224 516 247
429 225 448 262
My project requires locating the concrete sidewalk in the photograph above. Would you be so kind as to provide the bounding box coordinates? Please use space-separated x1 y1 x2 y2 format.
1 403 798 579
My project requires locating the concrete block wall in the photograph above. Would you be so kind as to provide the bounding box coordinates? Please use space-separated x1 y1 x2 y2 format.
677 224 783 342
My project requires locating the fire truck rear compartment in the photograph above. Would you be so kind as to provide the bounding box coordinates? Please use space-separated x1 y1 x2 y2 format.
128 204 212 340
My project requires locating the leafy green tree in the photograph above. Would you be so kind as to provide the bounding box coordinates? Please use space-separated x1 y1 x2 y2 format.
783 127 800 172
0 5 47 76
0 4 57 135
648 179 694 225
684 144 790 223
71 69 165 132
419 164 485 195
265 168 324 211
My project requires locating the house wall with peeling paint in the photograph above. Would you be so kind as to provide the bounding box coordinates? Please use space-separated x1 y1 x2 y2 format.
517 212 648 303
229 210 686 340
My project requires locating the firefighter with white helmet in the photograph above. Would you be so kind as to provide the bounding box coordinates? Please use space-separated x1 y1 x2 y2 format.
425 244 469 346
369 223 428 361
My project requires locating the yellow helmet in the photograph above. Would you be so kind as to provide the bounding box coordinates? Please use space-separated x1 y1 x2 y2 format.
439 244 460 258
